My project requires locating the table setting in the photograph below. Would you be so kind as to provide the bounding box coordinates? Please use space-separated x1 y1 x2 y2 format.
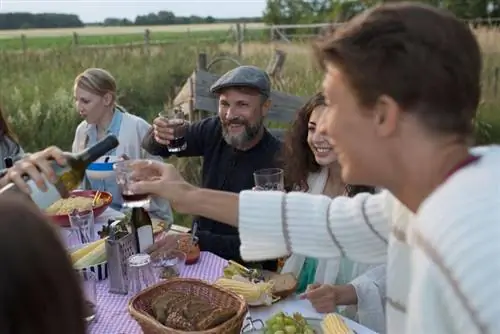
42 156 379 334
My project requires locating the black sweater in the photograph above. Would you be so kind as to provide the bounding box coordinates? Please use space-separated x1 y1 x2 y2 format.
142 116 282 271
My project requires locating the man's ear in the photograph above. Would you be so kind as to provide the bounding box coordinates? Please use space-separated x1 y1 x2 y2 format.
373 95 400 137
261 98 272 117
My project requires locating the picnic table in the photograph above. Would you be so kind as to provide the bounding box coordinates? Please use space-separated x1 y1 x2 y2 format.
62 208 377 334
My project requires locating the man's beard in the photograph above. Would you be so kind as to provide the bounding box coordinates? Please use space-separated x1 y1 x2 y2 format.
222 116 264 150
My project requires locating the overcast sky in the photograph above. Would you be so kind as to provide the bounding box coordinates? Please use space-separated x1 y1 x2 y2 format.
0 0 267 23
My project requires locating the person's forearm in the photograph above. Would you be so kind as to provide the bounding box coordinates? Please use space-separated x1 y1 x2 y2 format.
336 284 358 306
181 187 239 227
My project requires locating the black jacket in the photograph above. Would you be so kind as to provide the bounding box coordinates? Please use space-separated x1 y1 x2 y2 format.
142 116 282 271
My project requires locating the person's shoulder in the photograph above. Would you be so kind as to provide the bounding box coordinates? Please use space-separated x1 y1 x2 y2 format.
417 147 500 262
75 120 90 134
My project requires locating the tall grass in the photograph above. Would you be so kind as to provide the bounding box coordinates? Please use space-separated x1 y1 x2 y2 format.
0 29 499 224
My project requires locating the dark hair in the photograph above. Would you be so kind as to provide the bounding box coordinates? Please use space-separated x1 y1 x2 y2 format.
314 2 481 138
281 93 375 196
282 92 326 191
0 194 87 334
0 106 19 144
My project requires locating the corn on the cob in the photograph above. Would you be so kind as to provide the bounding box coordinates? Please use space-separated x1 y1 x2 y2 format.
321 313 353 334
70 238 107 263
214 278 274 303
73 242 106 269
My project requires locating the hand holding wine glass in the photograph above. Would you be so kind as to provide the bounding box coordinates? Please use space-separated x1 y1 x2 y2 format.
125 160 196 212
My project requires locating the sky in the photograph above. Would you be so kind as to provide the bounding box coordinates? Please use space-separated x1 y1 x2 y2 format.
0 0 267 23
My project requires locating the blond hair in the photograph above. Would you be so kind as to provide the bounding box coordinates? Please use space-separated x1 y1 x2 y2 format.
74 68 117 104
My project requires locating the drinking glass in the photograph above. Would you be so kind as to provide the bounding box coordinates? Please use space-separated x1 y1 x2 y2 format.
158 108 188 153
127 253 157 296
78 270 97 323
253 168 285 191
114 160 151 209
68 209 95 245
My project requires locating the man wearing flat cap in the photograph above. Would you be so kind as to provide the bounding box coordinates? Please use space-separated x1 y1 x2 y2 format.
142 65 281 271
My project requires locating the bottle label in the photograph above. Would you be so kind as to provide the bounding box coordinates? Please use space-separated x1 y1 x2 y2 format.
27 177 62 210
137 225 154 253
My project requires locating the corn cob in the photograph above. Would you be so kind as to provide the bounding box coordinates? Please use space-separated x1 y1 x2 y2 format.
321 313 353 334
214 278 274 303
73 242 107 269
70 238 107 263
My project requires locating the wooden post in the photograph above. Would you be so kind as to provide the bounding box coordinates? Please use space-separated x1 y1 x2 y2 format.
143 29 150 53
72 32 79 46
494 67 499 97
20 34 27 52
236 23 242 57
197 53 207 71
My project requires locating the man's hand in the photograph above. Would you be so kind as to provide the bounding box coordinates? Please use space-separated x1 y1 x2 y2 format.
0 146 67 193
127 160 197 212
299 283 358 313
152 117 184 145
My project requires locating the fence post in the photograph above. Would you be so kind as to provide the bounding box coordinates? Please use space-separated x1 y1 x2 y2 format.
236 23 242 57
20 34 27 52
72 32 79 46
197 53 208 71
143 29 150 53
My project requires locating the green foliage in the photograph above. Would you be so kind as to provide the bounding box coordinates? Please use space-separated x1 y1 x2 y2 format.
263 0 500 25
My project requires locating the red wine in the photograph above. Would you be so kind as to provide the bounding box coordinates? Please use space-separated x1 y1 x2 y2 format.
122 193 149 202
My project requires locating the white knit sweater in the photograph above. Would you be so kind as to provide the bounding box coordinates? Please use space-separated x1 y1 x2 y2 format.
238 145 500 334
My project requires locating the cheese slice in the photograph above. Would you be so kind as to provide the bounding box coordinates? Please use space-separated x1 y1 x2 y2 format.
321 313 354 334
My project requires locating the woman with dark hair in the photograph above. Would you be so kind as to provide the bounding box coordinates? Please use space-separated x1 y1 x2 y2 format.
280 92 386 333
0 106 24 169
0 193 86 334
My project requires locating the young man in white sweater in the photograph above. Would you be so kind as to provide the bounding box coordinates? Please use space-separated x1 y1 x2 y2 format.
4 3 498 334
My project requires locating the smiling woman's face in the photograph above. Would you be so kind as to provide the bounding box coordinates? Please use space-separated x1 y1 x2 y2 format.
307 106 338 167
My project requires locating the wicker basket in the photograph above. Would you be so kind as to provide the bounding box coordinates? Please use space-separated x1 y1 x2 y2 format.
128 278 248 334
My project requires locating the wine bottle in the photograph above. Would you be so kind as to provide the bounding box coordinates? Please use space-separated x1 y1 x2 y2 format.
130 207 154 253
0 134 119 210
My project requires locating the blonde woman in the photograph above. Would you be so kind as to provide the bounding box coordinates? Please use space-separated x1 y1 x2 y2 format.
71 68 173 221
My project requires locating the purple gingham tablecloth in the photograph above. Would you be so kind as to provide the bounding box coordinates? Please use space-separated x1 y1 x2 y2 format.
88 252 228 334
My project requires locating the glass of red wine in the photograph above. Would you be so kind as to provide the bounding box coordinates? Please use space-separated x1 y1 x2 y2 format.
114 160 151 209
158 108 188 153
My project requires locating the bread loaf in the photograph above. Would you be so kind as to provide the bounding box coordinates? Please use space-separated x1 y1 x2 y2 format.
269 272 298 298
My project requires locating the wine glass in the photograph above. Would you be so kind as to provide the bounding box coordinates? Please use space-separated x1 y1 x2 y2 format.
158 108 188 153
253 168 285 191
114 160 151 209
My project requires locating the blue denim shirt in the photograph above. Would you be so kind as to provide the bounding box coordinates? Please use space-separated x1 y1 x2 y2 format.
84 110 123 211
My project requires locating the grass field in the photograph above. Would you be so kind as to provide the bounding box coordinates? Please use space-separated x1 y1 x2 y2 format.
0 23 268 50
0 26 499 224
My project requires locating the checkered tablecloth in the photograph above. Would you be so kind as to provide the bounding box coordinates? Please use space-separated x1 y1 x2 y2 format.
62 208 228 334
88 252 228 334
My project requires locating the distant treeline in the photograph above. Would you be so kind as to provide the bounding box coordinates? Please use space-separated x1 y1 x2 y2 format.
0 12 262 30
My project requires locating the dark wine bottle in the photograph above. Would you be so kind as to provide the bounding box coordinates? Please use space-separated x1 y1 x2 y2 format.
0 134 119 210
130 207 154 253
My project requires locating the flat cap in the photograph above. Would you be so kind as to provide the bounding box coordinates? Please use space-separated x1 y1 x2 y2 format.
210 65 271 98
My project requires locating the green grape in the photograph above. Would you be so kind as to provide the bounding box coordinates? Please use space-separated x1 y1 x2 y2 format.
266 319 276 328
303 328 315 334
284 318 295 326
284 325 297 333
272 324 283 332
274 331 285 334
274 316 285 327
264 330 273 334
